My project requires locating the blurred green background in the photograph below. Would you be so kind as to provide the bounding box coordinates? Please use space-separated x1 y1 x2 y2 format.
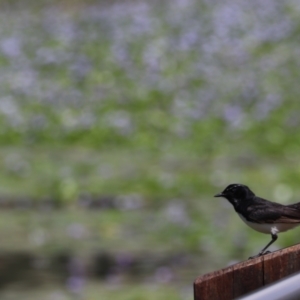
0 0 300 299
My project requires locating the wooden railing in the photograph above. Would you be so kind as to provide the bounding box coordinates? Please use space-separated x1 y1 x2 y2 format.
194 243 300 300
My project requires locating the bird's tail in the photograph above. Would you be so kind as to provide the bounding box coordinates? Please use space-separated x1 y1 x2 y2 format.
288 202 300 210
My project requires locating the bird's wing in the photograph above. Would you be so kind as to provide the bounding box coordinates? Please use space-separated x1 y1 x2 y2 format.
246 201 300 224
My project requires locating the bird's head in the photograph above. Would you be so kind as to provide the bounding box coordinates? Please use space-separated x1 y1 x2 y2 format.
214 183 255 206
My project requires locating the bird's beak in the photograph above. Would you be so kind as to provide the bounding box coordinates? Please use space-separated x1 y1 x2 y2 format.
214 193 224 197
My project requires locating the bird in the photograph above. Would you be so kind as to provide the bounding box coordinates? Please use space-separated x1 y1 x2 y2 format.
214 183 300 259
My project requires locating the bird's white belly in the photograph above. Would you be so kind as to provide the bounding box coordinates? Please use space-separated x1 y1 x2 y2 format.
237 213 300 234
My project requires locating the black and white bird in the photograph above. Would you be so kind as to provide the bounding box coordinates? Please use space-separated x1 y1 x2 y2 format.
215 183 300 258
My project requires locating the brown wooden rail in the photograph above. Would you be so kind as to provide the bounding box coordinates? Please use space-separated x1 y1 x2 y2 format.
194 243 300 300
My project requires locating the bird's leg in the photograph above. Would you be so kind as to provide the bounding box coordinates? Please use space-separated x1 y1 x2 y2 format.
259 233 278 255
249 234 278 259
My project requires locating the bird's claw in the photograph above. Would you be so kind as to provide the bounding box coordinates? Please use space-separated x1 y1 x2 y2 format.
248 250 271 259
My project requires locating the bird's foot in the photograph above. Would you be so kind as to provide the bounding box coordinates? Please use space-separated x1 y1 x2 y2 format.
248 251 271 259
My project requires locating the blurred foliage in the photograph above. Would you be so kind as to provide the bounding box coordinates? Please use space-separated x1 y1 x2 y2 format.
0 0 300 299
0 0 300 201
0 282 190 300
